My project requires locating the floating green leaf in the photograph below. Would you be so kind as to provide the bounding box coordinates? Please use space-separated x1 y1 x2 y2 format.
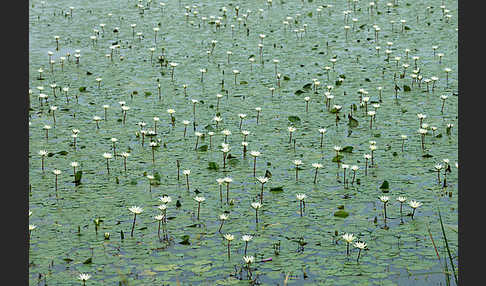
74 171 82 186
208 162 219 170
197 145 208 152
270 186 284 192
332 155 344 163
179 235 190 245
333 210 349 218
288 116 301 124
341 146 353 153
379 180 390 190
348 116 359 127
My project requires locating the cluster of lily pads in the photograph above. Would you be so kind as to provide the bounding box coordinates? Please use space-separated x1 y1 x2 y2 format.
29 0 457 284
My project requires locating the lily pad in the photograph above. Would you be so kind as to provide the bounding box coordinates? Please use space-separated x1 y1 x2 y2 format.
270 186 284 192
208 162 219 170
288 116 301 124
379 180 390 190
334 210 349 218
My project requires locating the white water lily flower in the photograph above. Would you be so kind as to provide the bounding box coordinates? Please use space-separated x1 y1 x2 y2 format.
224 233 234 241
379 196 389 203
354 241 367 250
312 163 323 169
409 200 423 209
342 233 355 243
78 273 91 282
128 206 143 214
251 202 262 209
296 193 307 201
160 196 172 204
219 213 229 220
397 196 407 203
250 151 261 157
243 256 255 264
256 176 269 184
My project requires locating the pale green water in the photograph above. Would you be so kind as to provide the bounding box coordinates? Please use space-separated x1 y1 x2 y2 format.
29 0 458 285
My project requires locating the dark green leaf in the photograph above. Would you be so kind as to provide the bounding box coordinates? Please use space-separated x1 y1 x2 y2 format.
208 162 219 170
179 235 190 245
302 83 313 90
403 85 411 92
333 210 349 218
332 155 344 163
341 146 353 153
74 171 82 186
197 145 208 152
379 180 390 190
348 116 359 127
288 116 301 124
270 186 284 192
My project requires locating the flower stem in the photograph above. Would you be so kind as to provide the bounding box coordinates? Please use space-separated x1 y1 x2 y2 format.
197 202 200 220
131 214 137 237
219 185 223 204
226 184 230 203
227 242 231 260
253 157 257 177
260 184 264 204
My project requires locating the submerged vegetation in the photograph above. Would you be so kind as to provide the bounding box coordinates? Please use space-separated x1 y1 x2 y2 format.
29 0 457 285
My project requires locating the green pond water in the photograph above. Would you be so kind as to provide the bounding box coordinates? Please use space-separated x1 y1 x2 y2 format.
29 0 458 285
